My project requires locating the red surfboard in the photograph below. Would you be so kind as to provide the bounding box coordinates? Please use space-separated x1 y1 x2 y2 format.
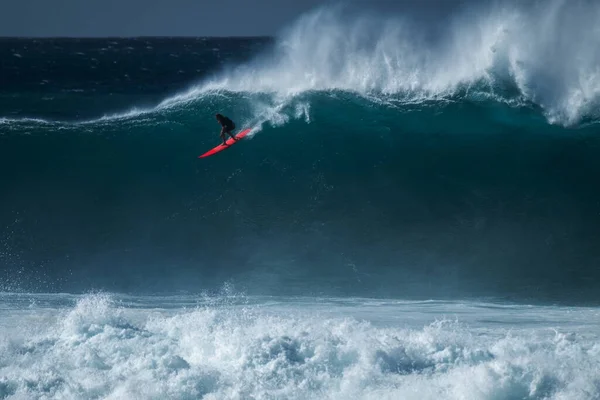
198 128 251 158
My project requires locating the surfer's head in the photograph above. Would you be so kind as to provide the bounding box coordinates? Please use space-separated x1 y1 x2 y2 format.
215 113 223 122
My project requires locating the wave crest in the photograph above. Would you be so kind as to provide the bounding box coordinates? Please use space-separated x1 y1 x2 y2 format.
190 0 600 126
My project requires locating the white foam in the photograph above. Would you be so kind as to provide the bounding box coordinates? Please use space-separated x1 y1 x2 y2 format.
0 293 598 399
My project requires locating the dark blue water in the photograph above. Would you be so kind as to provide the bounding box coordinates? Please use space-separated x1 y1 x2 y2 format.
2 4 600 304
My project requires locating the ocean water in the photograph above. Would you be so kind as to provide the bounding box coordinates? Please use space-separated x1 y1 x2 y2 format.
2 1 600 398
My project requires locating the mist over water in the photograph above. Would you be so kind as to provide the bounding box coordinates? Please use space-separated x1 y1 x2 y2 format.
189 0 600 126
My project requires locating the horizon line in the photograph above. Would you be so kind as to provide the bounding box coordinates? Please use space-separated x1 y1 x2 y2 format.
0 35 274 39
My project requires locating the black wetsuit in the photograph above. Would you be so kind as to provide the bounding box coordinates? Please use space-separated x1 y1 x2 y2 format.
221 116 235 133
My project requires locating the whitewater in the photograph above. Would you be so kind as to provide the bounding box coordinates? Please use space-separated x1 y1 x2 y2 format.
2 1 600 399
1 291 600 399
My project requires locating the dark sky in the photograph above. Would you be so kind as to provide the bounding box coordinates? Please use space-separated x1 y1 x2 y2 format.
0 0 477 37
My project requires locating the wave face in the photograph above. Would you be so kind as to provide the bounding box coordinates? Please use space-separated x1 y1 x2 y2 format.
2 1 600 303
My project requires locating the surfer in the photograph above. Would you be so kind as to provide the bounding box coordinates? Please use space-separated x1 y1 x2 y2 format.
216 113 238 145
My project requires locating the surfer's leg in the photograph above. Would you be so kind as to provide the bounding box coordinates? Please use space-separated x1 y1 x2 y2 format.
227 127 237 141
